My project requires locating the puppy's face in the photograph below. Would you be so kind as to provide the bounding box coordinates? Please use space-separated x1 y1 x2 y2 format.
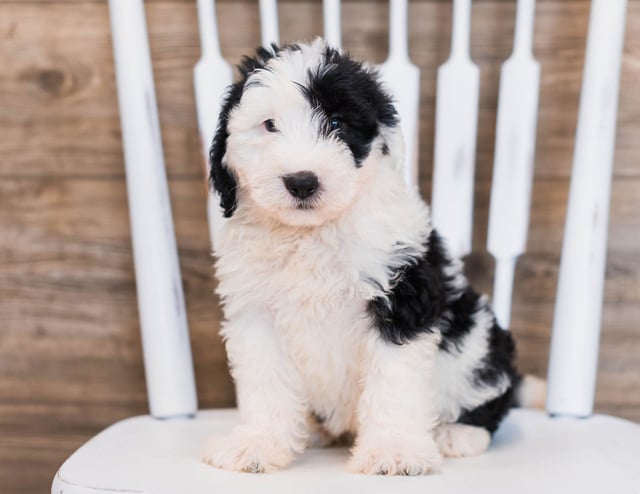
210 40 399 227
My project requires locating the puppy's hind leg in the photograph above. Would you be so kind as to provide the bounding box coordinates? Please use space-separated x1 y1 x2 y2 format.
433 423 491 458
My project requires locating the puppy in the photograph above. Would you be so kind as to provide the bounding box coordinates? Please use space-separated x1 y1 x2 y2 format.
203 39 521 475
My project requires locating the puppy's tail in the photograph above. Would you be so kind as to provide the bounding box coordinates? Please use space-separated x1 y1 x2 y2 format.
514 374 547 410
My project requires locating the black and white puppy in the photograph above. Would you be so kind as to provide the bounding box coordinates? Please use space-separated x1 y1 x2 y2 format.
204 39 522 475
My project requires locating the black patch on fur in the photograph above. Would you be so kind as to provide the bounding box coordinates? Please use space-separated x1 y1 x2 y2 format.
367 233 447 345
437 287 481 352
475 321 519 388
209 82 241 217
367 230 519 433
457 323 520 433
298 46 398 165
209 44 285 217
381 143 390 156
367 231 479 347
457 385 516 434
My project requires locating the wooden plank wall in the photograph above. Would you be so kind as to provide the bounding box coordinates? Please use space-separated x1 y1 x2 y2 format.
1 0 638 492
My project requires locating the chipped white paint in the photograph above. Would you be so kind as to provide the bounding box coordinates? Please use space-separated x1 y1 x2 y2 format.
547 0 628 418
431 0 480 258
108 0 197 418
487 0 540 329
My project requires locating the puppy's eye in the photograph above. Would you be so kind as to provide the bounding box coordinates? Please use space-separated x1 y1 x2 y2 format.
263 119 278 133
329 116 343 131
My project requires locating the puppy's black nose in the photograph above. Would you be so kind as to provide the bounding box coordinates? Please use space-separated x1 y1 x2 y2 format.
282 171 319 200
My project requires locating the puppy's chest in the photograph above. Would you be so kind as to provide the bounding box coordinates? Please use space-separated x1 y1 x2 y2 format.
265 237 367 422
222 228 373 384
249 232 371 315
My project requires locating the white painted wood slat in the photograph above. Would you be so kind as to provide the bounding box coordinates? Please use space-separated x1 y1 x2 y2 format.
260 0 279 47
379 0 421 187
108 0 197 418
194 0 233 251
323 0 341 48
487 0 540 329
547 0 628 418
431 0 480 259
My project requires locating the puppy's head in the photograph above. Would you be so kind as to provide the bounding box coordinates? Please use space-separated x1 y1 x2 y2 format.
210 39 400 227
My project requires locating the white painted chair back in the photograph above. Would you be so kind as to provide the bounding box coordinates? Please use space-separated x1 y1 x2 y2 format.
51 2 637 492
108 0 628 421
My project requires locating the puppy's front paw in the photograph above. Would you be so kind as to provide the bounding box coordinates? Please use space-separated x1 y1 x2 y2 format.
202 429 293 473
348 434 442 476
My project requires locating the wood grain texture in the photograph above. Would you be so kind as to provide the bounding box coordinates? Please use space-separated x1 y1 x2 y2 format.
1 1 639 493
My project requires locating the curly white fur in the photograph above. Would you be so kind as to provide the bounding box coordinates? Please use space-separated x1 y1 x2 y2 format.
203 39 503 475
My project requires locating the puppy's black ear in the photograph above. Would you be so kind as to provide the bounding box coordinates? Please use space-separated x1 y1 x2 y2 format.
209 81 243 218
209 45 282 218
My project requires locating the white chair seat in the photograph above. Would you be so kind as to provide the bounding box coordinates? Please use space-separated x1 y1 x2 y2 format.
52 408 640 494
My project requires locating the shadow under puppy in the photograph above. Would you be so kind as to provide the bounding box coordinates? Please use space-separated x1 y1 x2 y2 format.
203 39 527 475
